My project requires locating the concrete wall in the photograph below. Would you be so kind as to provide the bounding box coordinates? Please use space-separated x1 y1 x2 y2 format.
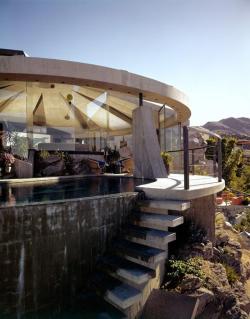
0 193 137 316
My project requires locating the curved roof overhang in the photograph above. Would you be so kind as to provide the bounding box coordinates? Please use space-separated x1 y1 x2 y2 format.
0 56 191 128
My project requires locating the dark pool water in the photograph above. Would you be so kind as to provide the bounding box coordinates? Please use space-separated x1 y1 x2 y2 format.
0 176 151 206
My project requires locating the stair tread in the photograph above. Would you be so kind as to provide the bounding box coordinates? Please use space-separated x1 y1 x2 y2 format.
114 239 166 260
92 271 141 309
125 225 175 239
132 212 184 230
135 212 182 221
139 199 190 211
99 255 155 280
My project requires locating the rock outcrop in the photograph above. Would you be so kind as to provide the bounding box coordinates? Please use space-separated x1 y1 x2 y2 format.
161 212 250 318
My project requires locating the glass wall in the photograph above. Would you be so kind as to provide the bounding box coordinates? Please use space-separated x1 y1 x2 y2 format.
158 106 183 172
0 81 136 178
0 80 180 179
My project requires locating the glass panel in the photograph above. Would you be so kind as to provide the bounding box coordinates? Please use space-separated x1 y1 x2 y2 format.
0 81 137 178
158 105 183 173
0 81 29 178
0 80 180 179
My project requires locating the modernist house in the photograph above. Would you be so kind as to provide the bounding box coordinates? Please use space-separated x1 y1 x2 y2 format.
0 50 224 318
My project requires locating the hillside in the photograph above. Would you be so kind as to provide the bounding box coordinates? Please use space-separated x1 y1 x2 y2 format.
203 117 250 138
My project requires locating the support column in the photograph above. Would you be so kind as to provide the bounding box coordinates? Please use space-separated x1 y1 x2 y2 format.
26 83 34 149
0 122 4 152
182 194 216 243
132 93 167 179
183 126 189 189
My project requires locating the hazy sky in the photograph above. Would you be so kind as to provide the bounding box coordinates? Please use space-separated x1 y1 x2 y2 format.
1 0 250 125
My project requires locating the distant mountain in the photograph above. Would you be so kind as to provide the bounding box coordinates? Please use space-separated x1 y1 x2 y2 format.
203 117 250 138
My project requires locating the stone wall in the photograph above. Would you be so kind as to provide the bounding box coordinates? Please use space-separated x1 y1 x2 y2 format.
0 192 137 315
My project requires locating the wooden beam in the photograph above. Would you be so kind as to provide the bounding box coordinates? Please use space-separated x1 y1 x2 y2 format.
0 84 13 90
74 90 132 125
33 94 46 126
33 93 43 115
60 93 102 130
0 90 24 113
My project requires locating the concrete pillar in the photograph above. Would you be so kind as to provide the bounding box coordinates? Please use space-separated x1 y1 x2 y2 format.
183 194 216 243
132 106 167 179
0 122 3 152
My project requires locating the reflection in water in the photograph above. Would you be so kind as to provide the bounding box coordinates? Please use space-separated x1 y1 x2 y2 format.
0 177 151 206
0 185 16 206
17 243 25 319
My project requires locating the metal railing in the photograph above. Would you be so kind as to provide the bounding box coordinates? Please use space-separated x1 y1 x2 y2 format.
164 126 222 190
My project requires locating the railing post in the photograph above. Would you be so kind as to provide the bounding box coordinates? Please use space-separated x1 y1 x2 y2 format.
183 126 189 190
213 145 217 177
191 149 195 175
217 139 222 182
0 122 3 152
139 92 143 107
158 105 165 146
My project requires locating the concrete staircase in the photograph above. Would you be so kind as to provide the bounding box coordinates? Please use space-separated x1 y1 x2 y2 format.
91 199 190 318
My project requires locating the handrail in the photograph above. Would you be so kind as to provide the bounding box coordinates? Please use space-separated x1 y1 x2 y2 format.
217 139 222 182
183 126 189 190
165 145 216 153
162 126 223 189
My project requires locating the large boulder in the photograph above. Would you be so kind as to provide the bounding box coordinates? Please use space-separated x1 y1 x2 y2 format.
224 305 248 319
71 159 90 175
179 274 203 293
232 281 250 314
41 160 65 176
189 287 214 317
215 233 230 247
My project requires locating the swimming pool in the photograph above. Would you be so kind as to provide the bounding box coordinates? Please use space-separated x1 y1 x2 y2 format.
0 176 151 206
0 176 150 316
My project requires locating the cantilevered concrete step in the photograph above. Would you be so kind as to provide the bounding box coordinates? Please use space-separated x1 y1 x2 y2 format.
132 213 184 230
114 239 167 268
98 255 155 285
138 200 190 214
125 225 176 249
91 271 142 310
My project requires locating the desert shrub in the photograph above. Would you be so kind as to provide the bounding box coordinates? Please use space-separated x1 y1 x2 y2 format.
205 137 244 188
169 220 207 257
161 151 172 168
223 263 239 285
63 152 73 173
223 246 234 255
164 257 205 288
54 151 65 160
39 150 50 160
234 209 250 232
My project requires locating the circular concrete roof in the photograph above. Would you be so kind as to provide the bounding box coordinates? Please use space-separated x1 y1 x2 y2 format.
0 56 191 127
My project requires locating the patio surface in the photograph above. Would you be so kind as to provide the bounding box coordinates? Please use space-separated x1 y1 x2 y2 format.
136 174 225 200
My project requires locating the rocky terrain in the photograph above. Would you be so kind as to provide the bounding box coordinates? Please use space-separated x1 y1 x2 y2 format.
203 117 250 138
161 212 250 318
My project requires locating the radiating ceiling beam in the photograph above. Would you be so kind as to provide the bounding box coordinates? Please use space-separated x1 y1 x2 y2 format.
33 93 46 126
33 93 43 115
0 84 13 90
60 93 103 130
74 91 132 125
0 90 24 113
